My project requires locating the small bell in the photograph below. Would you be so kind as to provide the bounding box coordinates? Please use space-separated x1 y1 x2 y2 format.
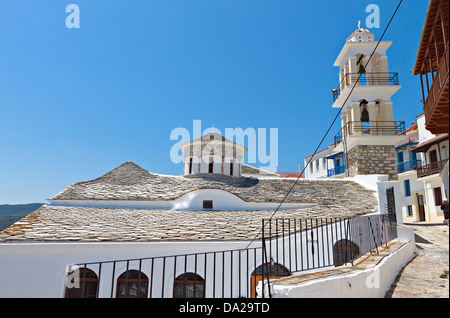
358 64 366 75
360 108 370 122
360 99 370 122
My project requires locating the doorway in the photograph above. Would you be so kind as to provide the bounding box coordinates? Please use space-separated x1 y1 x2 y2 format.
386 187 397 223
417 194 426 221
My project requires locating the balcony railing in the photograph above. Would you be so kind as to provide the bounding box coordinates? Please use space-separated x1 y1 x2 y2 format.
334 121 406 144
397 159 422 174
327 165 345 177
417 159 449 178
332 72 400 102
64 215 397 298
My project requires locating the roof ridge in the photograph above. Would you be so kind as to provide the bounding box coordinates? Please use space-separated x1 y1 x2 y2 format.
49 162 157 200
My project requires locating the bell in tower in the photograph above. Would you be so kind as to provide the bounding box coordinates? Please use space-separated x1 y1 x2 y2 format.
360 99 370 122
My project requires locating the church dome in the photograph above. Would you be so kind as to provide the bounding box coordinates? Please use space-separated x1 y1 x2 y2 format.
180 132 247 179
346 22 375 43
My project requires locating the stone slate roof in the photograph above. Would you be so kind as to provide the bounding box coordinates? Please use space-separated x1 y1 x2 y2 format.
0 161 378 243
0 203 373 243
49 161 373 206
241 164 280 177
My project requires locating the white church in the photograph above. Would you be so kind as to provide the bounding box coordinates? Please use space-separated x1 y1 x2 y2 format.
0 26 408 298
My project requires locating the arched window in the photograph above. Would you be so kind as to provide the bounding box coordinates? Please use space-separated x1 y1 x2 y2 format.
250 263 290 298
116 270 149 298
333 240 359 266
173 273 205 298
65 267 99 298
252 263 290 276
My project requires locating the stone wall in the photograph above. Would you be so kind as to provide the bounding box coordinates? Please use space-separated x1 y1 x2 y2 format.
347 145 398 180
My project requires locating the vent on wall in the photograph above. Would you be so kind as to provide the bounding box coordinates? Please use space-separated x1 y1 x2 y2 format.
203 200 213 209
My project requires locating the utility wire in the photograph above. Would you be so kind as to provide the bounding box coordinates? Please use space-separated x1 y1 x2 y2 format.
245 0 403 250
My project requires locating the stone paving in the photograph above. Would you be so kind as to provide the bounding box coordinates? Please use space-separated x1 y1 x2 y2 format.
384 223 449 298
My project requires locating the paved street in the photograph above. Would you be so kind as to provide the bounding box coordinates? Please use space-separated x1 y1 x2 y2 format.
385 223 449 298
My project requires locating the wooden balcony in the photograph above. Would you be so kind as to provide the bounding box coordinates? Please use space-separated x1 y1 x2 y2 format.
422 44 449 134
417 158 448 178
413 0 449 135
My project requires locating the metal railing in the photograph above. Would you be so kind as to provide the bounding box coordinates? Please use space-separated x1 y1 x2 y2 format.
261 214 396 276
332 72 400 102
327 165 345 177
334 121 406 144
64 214 397 298
397 159 422 174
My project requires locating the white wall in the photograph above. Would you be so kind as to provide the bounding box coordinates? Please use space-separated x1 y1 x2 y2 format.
0 213 402 298
0 221 345 298
397 170 425 220
48 189 316 211
416 113 434 142
0 241 255 298
422 176 446 221
304 148 334 179
376 180 404 224
264 240 415 298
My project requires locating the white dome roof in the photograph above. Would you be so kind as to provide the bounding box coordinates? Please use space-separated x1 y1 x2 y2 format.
346 22 375 43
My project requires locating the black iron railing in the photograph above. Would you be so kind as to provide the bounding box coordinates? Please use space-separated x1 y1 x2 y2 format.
334 121 406 144
260 214 396 275
64 214 397 298
332 72 400 102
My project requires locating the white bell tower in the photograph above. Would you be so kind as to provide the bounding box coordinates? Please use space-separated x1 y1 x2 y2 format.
330 23 405 180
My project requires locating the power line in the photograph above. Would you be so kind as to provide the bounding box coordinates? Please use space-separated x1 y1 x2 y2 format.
245 0 403 250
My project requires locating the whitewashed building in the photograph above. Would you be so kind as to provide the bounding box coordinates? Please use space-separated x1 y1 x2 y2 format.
410 114 449 222
303 145 336 179
395 120 424 222
0 130 400 298
394 113 448 223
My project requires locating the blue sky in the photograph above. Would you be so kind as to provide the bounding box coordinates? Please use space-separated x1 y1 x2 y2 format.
0 0 429 204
